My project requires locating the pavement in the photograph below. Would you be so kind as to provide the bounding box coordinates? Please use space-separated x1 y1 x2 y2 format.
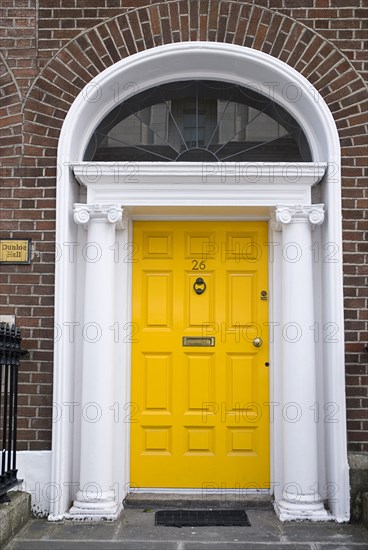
4 499 368 550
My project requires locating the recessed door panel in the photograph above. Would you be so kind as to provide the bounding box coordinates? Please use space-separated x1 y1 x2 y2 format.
186 273 214 327
185 232 215 258
143 232 173 259
226 272 255 328
225 232 260 261
227 427 257 455
142 353 172 412
226 353 255 409
143 427 172 454
185 353 214 411
144 272 172 328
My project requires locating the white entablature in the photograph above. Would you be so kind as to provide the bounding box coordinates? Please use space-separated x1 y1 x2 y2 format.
71 161 326 208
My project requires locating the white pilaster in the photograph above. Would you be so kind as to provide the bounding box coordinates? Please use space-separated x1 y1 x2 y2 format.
70 203 125 520
273 205 330 521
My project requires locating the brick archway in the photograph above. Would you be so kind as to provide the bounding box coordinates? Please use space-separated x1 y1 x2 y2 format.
0 53 23 229
0 53 22 157
23 1 366 169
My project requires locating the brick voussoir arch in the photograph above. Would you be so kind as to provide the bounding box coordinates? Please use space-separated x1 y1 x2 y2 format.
0 52 23 161
22 0 367 162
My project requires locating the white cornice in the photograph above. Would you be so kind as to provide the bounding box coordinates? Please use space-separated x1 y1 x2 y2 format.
71 162 326 207
72 161 326 187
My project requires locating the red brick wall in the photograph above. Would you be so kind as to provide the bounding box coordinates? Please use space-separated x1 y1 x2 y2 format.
1 0 367 452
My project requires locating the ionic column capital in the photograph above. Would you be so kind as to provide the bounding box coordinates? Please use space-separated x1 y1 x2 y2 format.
273 204 325 230
73 203 127 230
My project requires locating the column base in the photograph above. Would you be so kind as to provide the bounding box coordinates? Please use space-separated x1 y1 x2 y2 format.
275 494 331 522
69 490 123 521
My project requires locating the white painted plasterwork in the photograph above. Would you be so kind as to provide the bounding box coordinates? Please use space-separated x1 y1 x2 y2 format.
68 204 124 519
273 205 329 521
50 42 348 522
71 162 326 207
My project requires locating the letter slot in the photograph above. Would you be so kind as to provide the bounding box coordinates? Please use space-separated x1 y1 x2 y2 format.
182 337 215 347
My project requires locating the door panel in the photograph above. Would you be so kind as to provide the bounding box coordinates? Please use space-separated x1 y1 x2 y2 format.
144 273 172 327
131 221 269 489
186 272 214 327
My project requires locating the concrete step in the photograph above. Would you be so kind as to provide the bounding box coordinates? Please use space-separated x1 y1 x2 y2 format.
5 508 368 550
8 541 364 550
0 491 30 548
4 508 368 550
124 492 273 509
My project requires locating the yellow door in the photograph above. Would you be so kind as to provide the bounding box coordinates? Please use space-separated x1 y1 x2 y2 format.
130 221 269 489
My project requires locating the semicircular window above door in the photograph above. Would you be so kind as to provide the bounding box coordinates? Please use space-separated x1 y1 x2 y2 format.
84 80 312 163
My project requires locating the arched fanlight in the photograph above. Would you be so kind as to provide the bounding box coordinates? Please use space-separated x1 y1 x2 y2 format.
84 80 311 162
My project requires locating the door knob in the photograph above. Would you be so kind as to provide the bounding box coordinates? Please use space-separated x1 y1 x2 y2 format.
253 337 263 348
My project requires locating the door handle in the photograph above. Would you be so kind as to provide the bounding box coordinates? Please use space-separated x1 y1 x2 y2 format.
253 337 263 348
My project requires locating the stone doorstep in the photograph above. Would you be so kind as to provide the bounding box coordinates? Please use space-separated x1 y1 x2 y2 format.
124 492 273 510
0 492 31 549
348 452 368 524
348 453 368 471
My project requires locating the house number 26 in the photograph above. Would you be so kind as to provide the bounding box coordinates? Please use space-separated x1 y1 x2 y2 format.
191 260 206 270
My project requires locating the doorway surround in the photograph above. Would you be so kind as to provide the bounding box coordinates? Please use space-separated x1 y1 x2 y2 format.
50 42 349 522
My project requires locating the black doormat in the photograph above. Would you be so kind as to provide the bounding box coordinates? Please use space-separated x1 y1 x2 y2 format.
155 509 251 527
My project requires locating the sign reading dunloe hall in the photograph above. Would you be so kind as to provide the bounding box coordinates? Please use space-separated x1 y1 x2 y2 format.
0 239 31 264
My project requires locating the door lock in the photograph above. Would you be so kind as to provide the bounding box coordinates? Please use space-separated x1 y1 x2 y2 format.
253 337 263 348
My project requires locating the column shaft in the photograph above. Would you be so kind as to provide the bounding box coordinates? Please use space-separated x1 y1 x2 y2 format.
275 205 329 521
70 204 123 519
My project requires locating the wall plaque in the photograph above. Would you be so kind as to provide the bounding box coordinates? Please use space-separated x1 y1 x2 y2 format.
0 239 31 264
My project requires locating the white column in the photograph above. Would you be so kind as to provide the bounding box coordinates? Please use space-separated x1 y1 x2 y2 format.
70 203 125 520
273 205 329 521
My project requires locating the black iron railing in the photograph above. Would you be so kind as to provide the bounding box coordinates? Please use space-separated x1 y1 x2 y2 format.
0 322 22 502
